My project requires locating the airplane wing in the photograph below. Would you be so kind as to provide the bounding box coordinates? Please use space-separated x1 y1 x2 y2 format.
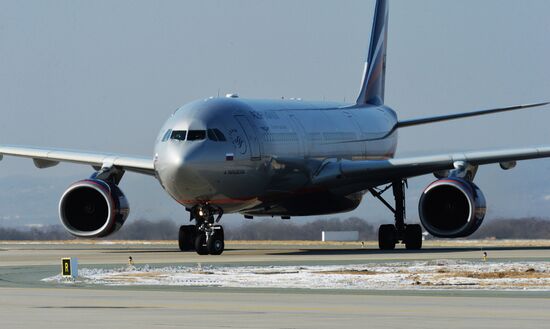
397 102 549 128
312 147 550 186
0 145 155 176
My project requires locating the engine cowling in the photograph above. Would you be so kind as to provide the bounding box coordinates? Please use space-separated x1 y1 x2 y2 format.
419 178 486 238
59 179 129 238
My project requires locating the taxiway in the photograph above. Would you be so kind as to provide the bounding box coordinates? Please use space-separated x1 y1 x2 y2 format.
1 240 549 328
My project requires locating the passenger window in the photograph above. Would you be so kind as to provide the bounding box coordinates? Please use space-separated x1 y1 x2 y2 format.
187 130 206 141
207 129 218 141
213 129 227 141
162 129 172 142
170 130 187 141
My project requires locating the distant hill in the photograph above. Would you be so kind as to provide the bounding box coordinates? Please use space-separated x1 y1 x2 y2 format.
471 218 550 239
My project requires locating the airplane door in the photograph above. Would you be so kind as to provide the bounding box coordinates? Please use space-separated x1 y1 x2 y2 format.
234 115 261 160
289 114 307 157
343 111 367 158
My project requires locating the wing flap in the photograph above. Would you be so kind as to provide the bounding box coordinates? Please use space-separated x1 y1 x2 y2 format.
33 158 59 169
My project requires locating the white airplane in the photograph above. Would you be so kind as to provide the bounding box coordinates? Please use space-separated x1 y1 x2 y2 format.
1 0 549 255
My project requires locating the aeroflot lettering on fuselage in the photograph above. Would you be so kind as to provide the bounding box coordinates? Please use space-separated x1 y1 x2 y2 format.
224 170 245 175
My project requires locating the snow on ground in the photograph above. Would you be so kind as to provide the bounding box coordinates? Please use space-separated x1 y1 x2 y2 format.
42 260 550 291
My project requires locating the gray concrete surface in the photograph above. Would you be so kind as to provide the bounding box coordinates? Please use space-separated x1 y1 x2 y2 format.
2 240 550 267
1 287 549 329
1 241 549 328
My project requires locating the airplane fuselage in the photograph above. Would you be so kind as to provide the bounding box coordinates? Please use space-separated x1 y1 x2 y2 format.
154 97 398 217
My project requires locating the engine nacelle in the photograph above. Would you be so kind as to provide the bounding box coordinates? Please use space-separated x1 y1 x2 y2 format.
419 178 486 238
59 179 129 238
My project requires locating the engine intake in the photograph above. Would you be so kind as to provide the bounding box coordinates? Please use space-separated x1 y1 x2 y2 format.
419 178 486 238
59 179 129 238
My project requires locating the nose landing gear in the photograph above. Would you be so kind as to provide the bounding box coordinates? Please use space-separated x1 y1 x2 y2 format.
178 204 225 255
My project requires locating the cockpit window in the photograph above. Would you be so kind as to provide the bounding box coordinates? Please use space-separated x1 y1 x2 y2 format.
161 129 172 142
187 130 206 141
170 130 187 141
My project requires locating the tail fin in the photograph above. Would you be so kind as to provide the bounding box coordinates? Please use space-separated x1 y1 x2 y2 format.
356 0 389 106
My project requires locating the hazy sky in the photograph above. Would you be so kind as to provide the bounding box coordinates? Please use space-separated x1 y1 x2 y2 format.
1 0 550 227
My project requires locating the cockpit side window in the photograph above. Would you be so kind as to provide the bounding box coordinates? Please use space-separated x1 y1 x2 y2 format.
206 128 227 142
207 129 218 141
170 130 187 141
213 129 227 141
187 130 206 141
161 129 172 142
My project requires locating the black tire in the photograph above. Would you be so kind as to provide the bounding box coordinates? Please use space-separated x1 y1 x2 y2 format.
378 224 397 250
194 233 209 255
207 226 225 255
404 224 423 250
178 225 196 251
215 225 224 240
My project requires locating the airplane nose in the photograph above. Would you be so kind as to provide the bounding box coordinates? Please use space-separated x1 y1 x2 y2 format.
158 143 209 198
173 146 202 180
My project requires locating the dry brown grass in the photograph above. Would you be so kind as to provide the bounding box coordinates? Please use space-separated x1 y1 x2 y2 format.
438 269 550 280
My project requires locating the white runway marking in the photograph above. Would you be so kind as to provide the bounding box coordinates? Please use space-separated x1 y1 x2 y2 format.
42 260 550 291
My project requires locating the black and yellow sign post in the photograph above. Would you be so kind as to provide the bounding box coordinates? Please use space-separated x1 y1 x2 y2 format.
61 257 78 278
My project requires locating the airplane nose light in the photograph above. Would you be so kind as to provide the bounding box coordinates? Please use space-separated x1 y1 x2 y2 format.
197 206 212 219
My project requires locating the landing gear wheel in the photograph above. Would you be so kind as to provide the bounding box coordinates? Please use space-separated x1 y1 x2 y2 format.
207 226 225 255
178 225 196 251
404 224 423 250
188 204 225 255
378 224 397 250
194 234 209 255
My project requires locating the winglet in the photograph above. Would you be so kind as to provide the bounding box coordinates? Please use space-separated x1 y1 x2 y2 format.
356 0 389 106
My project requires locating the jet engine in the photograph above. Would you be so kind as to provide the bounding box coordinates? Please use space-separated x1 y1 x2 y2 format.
418 178 486 238
58 179 129 238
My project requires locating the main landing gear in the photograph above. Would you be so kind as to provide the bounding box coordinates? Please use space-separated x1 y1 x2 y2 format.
369 180 423 250
178 204 225 255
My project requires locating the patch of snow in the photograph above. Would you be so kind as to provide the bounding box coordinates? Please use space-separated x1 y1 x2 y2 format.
41 260 550 291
